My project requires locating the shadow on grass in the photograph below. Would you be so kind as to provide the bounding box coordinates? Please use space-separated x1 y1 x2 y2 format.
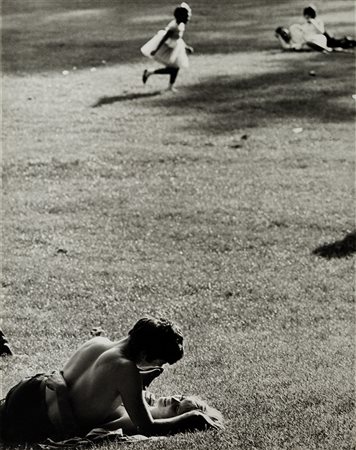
151 52 355 133
1 0 266 74
92 90 162 107
312 231 356 259
2 0 355 74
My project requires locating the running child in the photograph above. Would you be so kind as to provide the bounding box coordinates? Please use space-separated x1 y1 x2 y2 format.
140 3 193 92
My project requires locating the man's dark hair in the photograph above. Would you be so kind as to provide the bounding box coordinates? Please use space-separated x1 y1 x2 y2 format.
128 317 184 364
303 6 317 18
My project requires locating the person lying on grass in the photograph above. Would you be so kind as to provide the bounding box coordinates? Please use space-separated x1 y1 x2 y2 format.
0 317 221 444
275 4 356 52
97 385 224 436
275 5 330 52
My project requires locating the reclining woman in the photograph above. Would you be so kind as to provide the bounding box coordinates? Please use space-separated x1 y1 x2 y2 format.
95 381 224 436
0 317 223 444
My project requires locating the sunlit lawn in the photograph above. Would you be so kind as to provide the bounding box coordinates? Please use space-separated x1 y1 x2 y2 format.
1 1 355 449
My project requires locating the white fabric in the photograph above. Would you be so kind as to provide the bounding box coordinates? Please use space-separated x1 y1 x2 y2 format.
288 18 328 50
140 20 189 68
39 428 164 449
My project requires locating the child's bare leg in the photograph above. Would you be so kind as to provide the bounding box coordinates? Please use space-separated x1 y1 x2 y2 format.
168 68 179 90
143 67 179 90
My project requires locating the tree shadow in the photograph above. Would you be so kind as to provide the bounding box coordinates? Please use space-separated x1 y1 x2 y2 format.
152 51 355 133
92 90 162 107
312 231 356 259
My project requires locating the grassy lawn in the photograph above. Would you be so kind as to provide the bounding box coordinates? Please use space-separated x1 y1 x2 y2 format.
1 1 355 449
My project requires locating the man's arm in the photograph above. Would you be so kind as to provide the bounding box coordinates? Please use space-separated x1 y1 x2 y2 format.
117 362 220 436
140 367 163 390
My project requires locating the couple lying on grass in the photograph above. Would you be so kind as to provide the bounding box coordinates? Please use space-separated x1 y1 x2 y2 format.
275 5 356 52
0 317 223 444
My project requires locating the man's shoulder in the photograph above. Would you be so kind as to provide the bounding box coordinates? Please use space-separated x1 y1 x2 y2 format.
98 351 140 388
99 348 137 372
80 336 112 350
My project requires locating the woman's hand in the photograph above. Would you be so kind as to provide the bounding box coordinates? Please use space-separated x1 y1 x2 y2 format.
45 371 67 392
184 411 224 432
186 46 194 54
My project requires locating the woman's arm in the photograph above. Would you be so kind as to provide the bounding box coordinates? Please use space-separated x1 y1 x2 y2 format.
152 410 222 435
118 364 220 436
309 18 325 34
98 408 221 436
97 411 139 435
45 371 80 438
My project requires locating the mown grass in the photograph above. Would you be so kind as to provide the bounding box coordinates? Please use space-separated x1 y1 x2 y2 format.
1 1 355 449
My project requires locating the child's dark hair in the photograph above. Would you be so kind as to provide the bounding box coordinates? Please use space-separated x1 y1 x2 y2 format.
174 6 189 23
303 6 317 18
128 317 184 364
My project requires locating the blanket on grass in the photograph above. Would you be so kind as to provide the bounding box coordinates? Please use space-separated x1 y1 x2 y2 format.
38 427 164 449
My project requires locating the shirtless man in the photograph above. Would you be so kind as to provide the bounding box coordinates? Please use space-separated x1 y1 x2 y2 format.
0 317 216 443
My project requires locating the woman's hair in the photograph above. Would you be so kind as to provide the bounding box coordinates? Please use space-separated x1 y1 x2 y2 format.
303 6 317 18
177 396 224 427
128 317 184 364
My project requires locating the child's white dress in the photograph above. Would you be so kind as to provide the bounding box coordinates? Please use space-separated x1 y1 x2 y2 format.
141 20 189 68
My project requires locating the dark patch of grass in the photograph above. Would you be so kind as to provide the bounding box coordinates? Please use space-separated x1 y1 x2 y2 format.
154 53 355 134
92 91 162 107
312 230 356 258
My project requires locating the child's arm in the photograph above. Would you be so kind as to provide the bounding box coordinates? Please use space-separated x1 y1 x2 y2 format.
151 30 173 55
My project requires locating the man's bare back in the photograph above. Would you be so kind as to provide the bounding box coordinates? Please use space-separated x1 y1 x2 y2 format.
46 336 131 431
45 318 190 436
1 317 217 443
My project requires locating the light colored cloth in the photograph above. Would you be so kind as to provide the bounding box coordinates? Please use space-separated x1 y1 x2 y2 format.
141 20 189 68
289 18 328 50
38 428 165 449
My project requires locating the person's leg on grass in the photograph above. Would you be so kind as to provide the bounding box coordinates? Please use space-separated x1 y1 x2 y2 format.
142 67 179 91
168 68 179 91
143 67 171 84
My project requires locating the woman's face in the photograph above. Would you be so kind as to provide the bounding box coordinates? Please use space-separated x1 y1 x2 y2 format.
150 395 188 419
